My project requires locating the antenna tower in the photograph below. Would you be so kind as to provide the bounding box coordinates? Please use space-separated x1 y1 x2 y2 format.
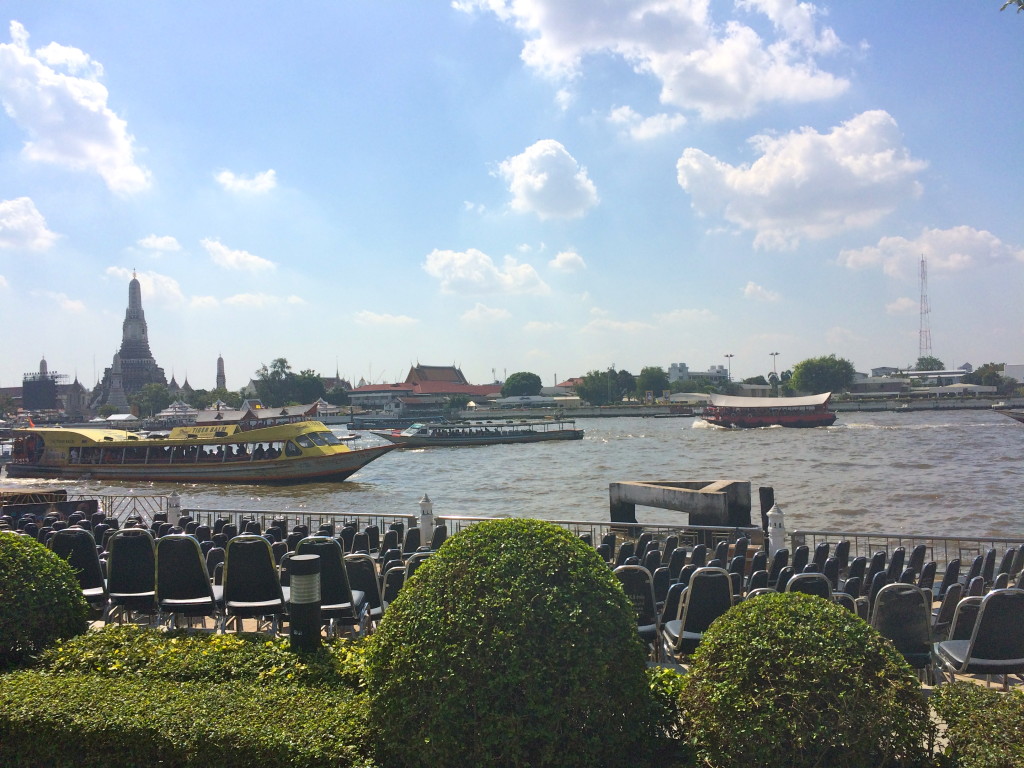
918 254 932 360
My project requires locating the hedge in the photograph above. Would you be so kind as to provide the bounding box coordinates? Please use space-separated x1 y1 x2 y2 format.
931 681 1024 768
0 672 374 768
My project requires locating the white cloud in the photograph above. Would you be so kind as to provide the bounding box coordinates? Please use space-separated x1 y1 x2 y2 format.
838 226 1024 279
885 297 917 315
190 295 219 309
677 110 926 249
32 290 85 313
223 293 305 308
423 248 550 295
201 238 276 271
105 266 185 306
549 250 586 272
0 275 7 289
0 197 58 250
656 308 717 323
0 21 151 194
497 140 598 220
137 234 181 252
214 169 277 194
554 88 574 111
455 0 847 120
353 311 419 327
825 326 864 347
461 303 512 322
582 316 655 333
608 105 685 140
743 281 781 302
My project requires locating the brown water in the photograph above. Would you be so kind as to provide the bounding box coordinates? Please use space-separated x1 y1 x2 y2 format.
3 411 1022 538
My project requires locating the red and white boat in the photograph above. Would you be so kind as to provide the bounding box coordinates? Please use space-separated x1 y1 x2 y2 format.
701 393 837 429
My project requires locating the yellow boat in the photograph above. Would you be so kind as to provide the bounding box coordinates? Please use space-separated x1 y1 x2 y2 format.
5 421 396 484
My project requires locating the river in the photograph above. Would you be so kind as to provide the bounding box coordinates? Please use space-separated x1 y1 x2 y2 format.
2 410 1022 538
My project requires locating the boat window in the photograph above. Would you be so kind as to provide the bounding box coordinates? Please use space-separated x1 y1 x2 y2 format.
295 434 315 449
316 431 344 446
285 440 302 457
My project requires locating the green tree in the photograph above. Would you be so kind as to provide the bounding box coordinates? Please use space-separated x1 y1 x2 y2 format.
254 358 293 406
0 394 16 418
445 393 471 413
323 386 350 406
615 370 636 401
914 355 945 371
208 388 243 409
129 383 171 418
789 355 855 394
292 369 327 404
963 362 1019 395
575 369 621 406
635 366 670 402
501 371 543 397
743 375 769 386
97 404 118 418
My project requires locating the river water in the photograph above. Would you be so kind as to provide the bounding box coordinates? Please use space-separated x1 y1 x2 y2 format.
3 411 1022 538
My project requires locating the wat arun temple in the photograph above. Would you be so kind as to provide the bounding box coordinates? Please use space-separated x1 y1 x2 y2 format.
90 273 167 411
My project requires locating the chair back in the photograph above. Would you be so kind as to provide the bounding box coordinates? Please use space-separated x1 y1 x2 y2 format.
381 567 405 607
997 548 1017 577
917 561 937 593
994 572 1011 590
690 544 707 568
155 534 215 605
936 558 961 599
981 548 997 586
966 589 1024 662
51 527 106 594
595 543 611 563
601 532 617 561
644 550 662 573
659 582 686 624
749 550 767 576
364 525 380 553
907 544 927 576
791 545 809 573
841 576 861 599
405 550 432 580
296 536 356 608
636 533 653 560
812 542 830 571
351 531 370 554
614 565 659 631
667 547 688 580
886 547 906 581
786 572 832 599
223 534 284 607
338 525 356 552
775 566 795 593
932 582 964 640
380 529 399 556
833 540 851 573
949 595 983 641
846 556 867 583
106 529 156 597
822 557 840 591
864 551 887 593
766 548 788 585
345 553 383 614
680 567 733 635
747 570 769 592
663 535 679 556
652 566 671 605
615 540 636 567
871 583 932 668
429 524 448 551
714 540 729 564
402 527 421 556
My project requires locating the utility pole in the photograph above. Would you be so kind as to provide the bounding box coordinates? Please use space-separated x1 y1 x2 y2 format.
919 254 932 361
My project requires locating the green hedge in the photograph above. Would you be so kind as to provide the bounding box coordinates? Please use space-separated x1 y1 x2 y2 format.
931 681 1024 767
366 517 656 768
0 531 89 670
0 672 374 768
680 591 931 768
42 624 366 689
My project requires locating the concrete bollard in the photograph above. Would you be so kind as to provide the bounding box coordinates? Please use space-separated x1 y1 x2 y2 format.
288 553 321 652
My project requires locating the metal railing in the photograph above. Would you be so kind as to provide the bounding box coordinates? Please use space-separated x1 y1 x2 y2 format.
791 529 1024 569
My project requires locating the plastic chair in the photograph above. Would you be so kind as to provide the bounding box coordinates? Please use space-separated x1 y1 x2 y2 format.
871 582 934 681
934 589 1024 689
934 558 961 601
917 561 937 594
220 534 285 634
661 567 733 661
296 536 367 637
381 567 405 610
766 548 788 587
615 565 661 661
932 582 964 641
155 534 219 629
667 547 688 580
103 529 157 624
786 572 832 600
402 527 421 556
51 527 108 609
791 545 809 573
429 524 448 551
886 547 906 581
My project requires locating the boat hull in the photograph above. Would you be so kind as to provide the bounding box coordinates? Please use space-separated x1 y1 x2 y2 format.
4 444 397 485
703 414 837 429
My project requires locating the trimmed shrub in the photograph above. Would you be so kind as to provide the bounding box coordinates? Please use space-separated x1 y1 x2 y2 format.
0 672 375 768
0 531 89 670
931 681 1024 767
365 518 654 768
681 591 931 768
42 624 368 689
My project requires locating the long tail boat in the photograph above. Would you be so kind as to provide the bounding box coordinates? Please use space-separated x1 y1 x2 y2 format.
4 420 396 484
701 393 837 429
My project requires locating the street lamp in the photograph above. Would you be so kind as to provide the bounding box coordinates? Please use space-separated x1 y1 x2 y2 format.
770 352 780 376
724 354 734 382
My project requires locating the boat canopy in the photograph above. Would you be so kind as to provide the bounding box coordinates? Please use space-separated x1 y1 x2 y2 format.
707 392 832 408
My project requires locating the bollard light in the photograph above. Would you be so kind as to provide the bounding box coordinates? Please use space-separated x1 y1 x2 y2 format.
767 503 786 557
418 493 434 539
167 490 181 527
289 553 321 652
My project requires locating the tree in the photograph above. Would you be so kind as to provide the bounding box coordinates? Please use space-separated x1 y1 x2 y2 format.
575 369 623 406
502 372 543 397
292 369 327 404
914 356 945 371
130 383 172 418
323 386 350 406
634 366 670 402
254 358 293 406
743 375 769 386
207 388 243 409
963 362 1019 395
1001 0 1024 12
445 393 471 413
0 394 15 418
616 370 636 401
789 355 855 394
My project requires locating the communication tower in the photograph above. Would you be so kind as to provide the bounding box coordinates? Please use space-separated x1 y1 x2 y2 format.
919 254 932 360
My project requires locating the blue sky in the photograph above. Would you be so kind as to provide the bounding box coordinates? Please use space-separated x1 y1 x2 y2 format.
1 2 1021 391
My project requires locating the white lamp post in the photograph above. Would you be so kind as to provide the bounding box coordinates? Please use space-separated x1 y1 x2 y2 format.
724 354 734 382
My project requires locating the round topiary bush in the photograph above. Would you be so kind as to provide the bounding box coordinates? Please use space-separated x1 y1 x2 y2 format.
681 591 930 768
365 518 653 768
0 531 89 670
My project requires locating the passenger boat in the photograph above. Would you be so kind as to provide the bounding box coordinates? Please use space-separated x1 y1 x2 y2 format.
4 421 396 484
701 393 837 429
371 418 584 447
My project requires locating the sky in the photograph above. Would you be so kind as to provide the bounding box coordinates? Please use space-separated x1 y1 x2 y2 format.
0 2 1021 391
